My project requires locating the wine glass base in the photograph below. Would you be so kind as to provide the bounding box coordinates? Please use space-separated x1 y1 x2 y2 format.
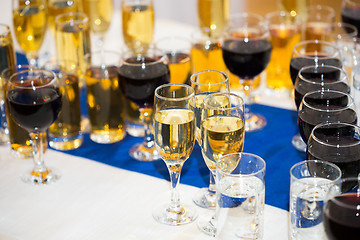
22 168 60 185
193 187 216 209
197 212 216 236
291 134 306 152
129 143 161 161
245 113 267 132
153 203 198 226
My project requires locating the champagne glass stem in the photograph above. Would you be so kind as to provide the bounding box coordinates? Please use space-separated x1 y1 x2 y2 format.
208 171 216 194
30 132 46 173
26 52 38 68
168 163 183 211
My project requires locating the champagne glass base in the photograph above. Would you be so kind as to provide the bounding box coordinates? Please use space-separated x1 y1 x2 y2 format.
193 187 216 209
245 113 267 132
129 143 160 161
291 133 306 152
197 212 216 236
22 168 60 185
153 203 198 226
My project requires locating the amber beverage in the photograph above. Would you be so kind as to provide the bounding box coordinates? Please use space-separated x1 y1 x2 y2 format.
48 0 82 35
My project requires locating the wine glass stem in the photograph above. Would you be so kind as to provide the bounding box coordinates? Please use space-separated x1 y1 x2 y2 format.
241 78 254 118
140 107 155 148
30 132 46 173
208 171 216 194
168 163 183 211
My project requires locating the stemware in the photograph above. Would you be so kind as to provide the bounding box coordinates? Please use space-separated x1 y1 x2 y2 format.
6 69 62 184
303 5 335 42
47 0 81 35
222 13 272 132
12 0 47 67
298 90 357 144
190 70 230 209
118 47 170 161
341 0 360 37
198 92 245 236
153 83 197 225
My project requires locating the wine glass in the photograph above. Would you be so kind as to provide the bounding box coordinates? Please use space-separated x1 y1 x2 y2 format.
118 47 170 161
307 122 360 184
341 0 360 37
190 70 230 209
323 177 360 240
303 5 335 42
198 92 245 236
6 69 62 184
12 0 47 67
153 83 197 225
298 90 357 144
290 40 342 151
222 13 272 132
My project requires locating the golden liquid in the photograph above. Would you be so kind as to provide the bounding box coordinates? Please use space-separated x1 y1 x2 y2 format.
154 108 195 164
13 2 47 53
197 0 229 38
82 0 113 34
167 52 191 84
48 0 80 35
48 74 82 150
85 66 126 143
122 3 154 51
267 24 301 90
55 17 91 76
304 22 331 42
201 115 244 172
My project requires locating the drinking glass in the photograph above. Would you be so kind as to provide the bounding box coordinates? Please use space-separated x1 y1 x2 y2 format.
323 177 360 240
290 40 342 151
303 5 335 42
6 69 62 184
122 0 154 53
0 24 16 145
12 0 47 67
222 13 272 132
265 10 301 93
155 36 191 84
190 70 230 209
197 0 229 38
84 51 126 144
216 152 266 240
298 90 358 144
153 83 197 225
289 160 341 240
199 92 245 236
307 122 360 185
341 0 360 37
118 47 170 161
42 60 83 150
82 0 114 48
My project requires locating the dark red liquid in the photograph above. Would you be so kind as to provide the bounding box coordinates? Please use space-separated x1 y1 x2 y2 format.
324 193 360 240
8 88 62 132
222 39 272 79
342 8 360 37
118 57 170 108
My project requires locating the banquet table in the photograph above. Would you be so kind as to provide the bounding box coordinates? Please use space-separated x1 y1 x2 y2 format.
0 6 303 239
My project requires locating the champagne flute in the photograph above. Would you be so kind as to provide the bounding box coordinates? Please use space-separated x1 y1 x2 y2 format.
190 70 230 209
222 13 272 132
6 69 62 184
198 92 245 236
12 0 47 67
153 83 197 225
118 47 170 161
47 0 81 35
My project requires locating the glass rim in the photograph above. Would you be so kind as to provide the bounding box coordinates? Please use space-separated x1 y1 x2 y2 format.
55 12 89 25
225 12 268 39
1 64 34 79
292 40 340 58
265 10 300 22
328 177 360 208
331 22 358 37
307 4 336 16
155 36 192 54
120 47 168 67
297 65 348 85
343 0 360 7
190 70 229 87
229 12 264 23
154 83 195 101
302 89 355 112
216 152 266 177
310 122 360 148
84 50 121 62
0 23 11 37
8 69 57 89
290 159 342 180
203 92 244 111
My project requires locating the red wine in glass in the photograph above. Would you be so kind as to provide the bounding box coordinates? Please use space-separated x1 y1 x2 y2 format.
341 6 360 37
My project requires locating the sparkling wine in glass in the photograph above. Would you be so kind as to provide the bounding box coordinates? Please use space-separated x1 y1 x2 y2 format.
47 0 81 35
222 13 272 132
6 69 62 184
153 83 197 225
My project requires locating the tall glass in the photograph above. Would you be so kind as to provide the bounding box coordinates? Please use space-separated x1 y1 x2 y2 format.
0 24 16 144
6 69 62 184
122 0 154 53
12 0 47 66
190 70 230 209
199 92 245 236
222 13 272 132
341 0 360 37
153 83 197 225
303 5 335 42
118 47 170 161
